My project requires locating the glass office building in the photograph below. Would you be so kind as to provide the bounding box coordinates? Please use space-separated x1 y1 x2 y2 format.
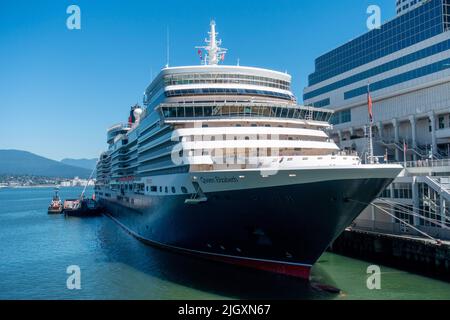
304 0 450 241
306 0 450 100
304 0 450 143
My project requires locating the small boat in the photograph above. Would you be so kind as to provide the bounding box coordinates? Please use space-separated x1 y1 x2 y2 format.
64 198 102 217
48 188 63 214
63 166 102 217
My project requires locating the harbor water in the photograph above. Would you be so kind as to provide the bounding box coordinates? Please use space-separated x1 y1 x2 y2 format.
1 187 450 300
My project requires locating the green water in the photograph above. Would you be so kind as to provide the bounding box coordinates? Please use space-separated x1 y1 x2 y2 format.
0 187 449 300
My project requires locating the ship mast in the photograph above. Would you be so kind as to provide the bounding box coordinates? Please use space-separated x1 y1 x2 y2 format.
196 20 228 65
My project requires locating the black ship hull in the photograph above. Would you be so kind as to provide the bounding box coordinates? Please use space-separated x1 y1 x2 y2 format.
99 177 394 279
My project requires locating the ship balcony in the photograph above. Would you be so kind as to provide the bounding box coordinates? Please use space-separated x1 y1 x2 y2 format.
107 123 131 144
187 154 361 172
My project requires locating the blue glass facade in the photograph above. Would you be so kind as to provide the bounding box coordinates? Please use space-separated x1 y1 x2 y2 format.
304 39 450 101
344 57 450 99
330 110 352 125
308 0 446 87
310 98 330 108
446 0 450 30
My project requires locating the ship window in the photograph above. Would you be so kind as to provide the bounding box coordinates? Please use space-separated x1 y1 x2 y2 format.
171 187 176 194
185 107 194 117
159 186 162 192
165 187 168 193
181 187 188 194
151 186 157 192
146 186 149 192
195 107 204 117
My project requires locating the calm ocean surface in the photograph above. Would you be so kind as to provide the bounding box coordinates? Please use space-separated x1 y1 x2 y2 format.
1 186 450 300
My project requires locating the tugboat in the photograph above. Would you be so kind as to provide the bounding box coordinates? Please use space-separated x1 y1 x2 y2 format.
47 188 63 214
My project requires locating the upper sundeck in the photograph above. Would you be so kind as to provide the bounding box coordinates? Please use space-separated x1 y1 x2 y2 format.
144 21 294 106
144 65 294 104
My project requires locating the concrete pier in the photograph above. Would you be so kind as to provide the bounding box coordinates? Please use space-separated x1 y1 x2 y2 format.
330 229 450 281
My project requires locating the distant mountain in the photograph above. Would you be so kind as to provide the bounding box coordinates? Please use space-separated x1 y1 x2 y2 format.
0 150 92 179
61 158 97 171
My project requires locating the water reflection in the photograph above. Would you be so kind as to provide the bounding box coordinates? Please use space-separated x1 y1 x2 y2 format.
96 217 336 300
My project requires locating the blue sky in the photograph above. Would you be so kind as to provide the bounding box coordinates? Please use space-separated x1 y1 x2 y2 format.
0 0 393 160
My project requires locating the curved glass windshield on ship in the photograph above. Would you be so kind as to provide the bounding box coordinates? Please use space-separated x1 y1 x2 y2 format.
157 103 334 123
165 88 294 101
164 73 291 91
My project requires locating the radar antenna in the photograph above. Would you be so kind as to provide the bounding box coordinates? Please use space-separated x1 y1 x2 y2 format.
196 20 228 65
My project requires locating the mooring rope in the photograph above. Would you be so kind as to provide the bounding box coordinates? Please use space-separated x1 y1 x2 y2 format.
348 199 440 244
377 199 450 231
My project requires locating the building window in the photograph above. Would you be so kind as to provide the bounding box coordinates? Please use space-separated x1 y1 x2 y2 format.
418 183 441 227
331 109 351 125
393 183 412 199
344 58 450 100
439 116 445 129
310 98 330 108
381 188 391 198
304 38 450 101
394 204 414 226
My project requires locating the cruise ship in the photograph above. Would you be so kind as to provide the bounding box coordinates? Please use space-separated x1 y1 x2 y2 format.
95 21 403 279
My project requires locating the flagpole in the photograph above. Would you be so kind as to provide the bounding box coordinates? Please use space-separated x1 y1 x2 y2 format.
367 83 374 164
369 121 374 164
403 139 407 168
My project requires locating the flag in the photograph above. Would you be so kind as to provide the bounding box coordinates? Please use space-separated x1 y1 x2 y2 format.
404 141 408 153
197 49 202 60
221 53 225 61
367 84 373 123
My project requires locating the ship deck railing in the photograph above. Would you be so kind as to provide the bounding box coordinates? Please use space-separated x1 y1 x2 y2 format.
155 102 334 124
402 159 450 169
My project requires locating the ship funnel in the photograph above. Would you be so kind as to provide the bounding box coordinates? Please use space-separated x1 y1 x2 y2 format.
133 108 143 123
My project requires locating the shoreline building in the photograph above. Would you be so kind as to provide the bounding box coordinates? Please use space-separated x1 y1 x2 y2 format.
304 0 450 239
